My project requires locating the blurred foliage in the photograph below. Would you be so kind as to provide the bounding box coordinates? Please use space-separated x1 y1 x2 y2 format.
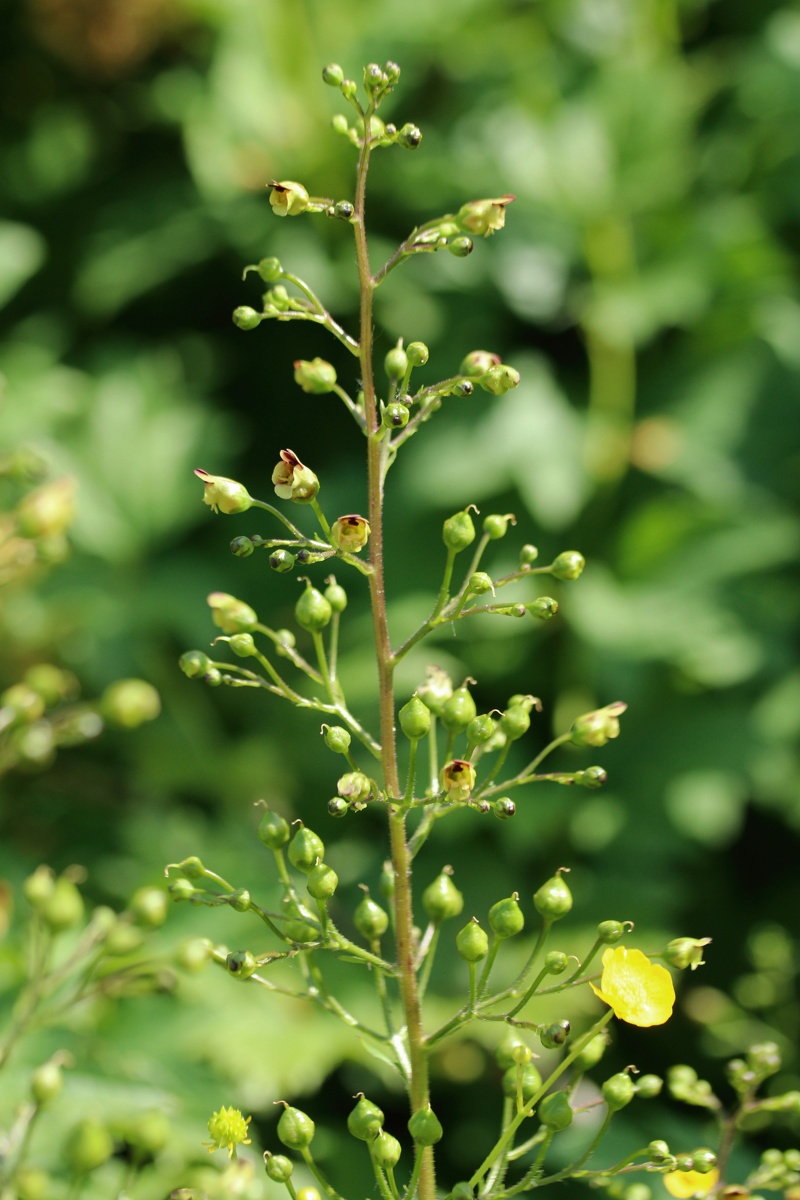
1 0 799 1193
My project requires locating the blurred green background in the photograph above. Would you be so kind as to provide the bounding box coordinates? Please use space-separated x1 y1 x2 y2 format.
1 0 799 1195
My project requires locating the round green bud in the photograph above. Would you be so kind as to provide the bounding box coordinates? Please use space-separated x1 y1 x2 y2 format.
422 871 464 923
502 1063 542 1103
602 1072 636 1112
288 825 325 872
468 571 493 595
452 379 474 398
466 713 495 745
269 548 296 573
179 650 211 679
295 585 332 632
325 580 348 612
407 1104 443 1145
32 1060 64 1105
456 919 489 963
648 1140 671 1164
294 357 337 394
307 862 338 900
364 62 384 90
385 346 409 381
442 685 477 733
636 1074 663 1099
496 1035 527 1069
226 950 257 980
373 1131 401 1168
265 1154 294 1182
551 550 585 581
229 888 252 912
597 920 626 944
229 632 256 657
383 401 409 429
282 902 319 944
540 1020 570 1050
340 78 357 99
41 877 84 931
489 894 525 939
258 808 290 849
348 1094 384 1141
257 256 282 281
528 597 558 620
674 1155 694 1172
23 865 56 908
177 937 212 972
443 509 476 552
323 725 351 753
332 113 350 134
338 771 372 802
322 63 344 86
105 920 145 956
399 694 432 741
100 679 161 728
407 341 429 366
520 544 539 565
354 894 389 939
13 1166 50 1200
577 766 607 789
334 200 354 220
448 236 473 257
690 1149 717 1174
493 798 516 820
65 1119 114 1174
176 855 205 878
534 873 573 920
480 364 520 394
230 535 254 558
169 878 196 901
129 886 168 928
512 1043 533 1065
747 1041 782 1077
500 705 530 741
232 306 261 331
328 797 349 817
397 123 422 148
483 513 513 540
277 1105 315 1150
124 1111 170 1155
538 1090 573 1131
461 350 501 377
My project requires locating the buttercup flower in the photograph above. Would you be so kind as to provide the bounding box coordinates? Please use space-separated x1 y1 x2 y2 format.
456 195 515 237
441 759 476 802
272 449 320 503
204 1106 252 1157
663 1169 719 1198
330 515 371 553
591 946 675 1027
194 469 253 515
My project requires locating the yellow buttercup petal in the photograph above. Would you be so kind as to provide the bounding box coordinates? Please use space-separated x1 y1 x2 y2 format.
663 1168 719 1198
590 946 675 1027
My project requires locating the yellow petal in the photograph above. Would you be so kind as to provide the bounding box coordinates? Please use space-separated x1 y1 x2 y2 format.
663 1169 719 1198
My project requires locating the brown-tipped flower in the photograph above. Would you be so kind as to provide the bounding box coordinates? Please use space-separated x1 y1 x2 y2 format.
330 514 370 553
441 759 476 802
456 195 515 237
570 701 627 748
268 180 309 217
272 449 319 503
194 469 253 515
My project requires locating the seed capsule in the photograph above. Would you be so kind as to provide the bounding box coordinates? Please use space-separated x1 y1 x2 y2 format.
348 1094 384 1141
288 825 325 872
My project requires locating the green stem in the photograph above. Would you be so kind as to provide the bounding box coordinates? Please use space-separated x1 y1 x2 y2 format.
300 1146 347 1200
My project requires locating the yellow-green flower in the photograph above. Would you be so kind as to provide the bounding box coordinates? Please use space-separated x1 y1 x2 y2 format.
663 1168 719 1198
441 759 476 802
203 1106 252 1158
590 946 675 1027
194 469 253 515
330 515 371 553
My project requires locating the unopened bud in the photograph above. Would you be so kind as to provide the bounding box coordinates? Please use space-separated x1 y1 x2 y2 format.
232 306 261 331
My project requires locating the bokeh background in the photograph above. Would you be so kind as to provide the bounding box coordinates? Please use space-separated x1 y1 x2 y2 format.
1 0 799 1196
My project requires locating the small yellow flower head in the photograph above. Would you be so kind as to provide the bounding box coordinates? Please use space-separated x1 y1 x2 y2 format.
456 195 515 237
441 759 476 802
331 514 371 553
204 1106 252 1157
272 449 320 504
591 946 675 1027
663 1168 719 1198
269 180 309 217
194 469 253 515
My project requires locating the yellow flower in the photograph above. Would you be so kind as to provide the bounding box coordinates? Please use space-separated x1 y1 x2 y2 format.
203 1106 252 1158
663 1168 719 1198
590 946 675 1027
194 469 253 515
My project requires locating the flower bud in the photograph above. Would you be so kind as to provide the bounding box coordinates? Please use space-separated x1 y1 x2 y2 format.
461 351 501 378
636 1074 663 1098
479 364 520 395
32 1059 65 1105
229 888 252 912
269 180 309 217
493 798 516 819
467 571 493 596
230 535 255 558
228 633 256 657
294 357 337 394
407 341 429 366
456 196 515 237
354 894 389 939
407 1104 443 1145
16 477 75 538
258 808 290 849
65 1119 114 1174
577 766 607 788
602 1072 636 1112
288 825 325 872
340 78 357 99
257 256 282 281
373 1131 402 1168
265 1154 294 1182
648 1141 671 1163
448 237 473 257
129 886 168 927
385 346 408 380
538 1091 573 1131
325 579 348 611
331 514 371 553
100 679 161 729
281 899 319 944
503 1063 542 1103
226 950 257 980
307 862 338 899
500 705 530 741
272 449 319 504
520 543 539 565
277 1104 315 1149
423 870 464 923
540 1020 570 1050
399 694 432 741
295 584 332 632
489 894 525 939
747 1041 782 1078
533 872 572 921
551 550 585 581
338 771 372 802
383 401 410 428
542 951 567 975
397 123 422 149
456 919 489 962
597 920 626 944
418 665 453 716
323 725 351 754
451 379 474 397
208 592 258 633
194 468 253 515
348 1094 384 1141
322 63 344 86
442 685 477 733
169 878 196 901
443 509 476 552
232 305 261 331
441 759 476 801
690 1149 717 1174
179 650 211 679
466 714 495 745
571 702 626 747
177 938 212 971
663 936 712 971
328 797 349 817
269 548 296 572
1 684 44 724
40 876 84 931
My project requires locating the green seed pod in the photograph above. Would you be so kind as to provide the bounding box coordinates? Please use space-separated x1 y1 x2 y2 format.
229 633 256 657
230 535 254 558
295 585 332 632
169 878 196 901
483 512 514 539
322 63 344 86
282 900 319 944
229 888 252 912
257 256 283 281
307 862 338 900
577 766 607 789
277 1105 315 1150
41 877 84 931
456 919 489 963
23 865 56 908
176 855 205 878
495 1035 527 1069
294 357 337 394
24 663 76 705
538 1090 573 1131
334 200 354 220
226 950 257 980
441 685 477 733
269 549 296 573
383 401 410 429
288 825 325 872
690 1148 717 1174
597 920 625 944
347 1094 384 1141
539 1020 570 1050
407 1104 443 1145
328 797 349 817
502 1063 542 1103
258 809 290 849
489 894 525 939
636 1074 663 1099
533 873 573 921
265 1154 294 1182
466 714 495 746
32 1060 64 1105
520 544 539 565
493 797 516 820
232 306 261 331
602 1072 636 1112
528 597 558 620
325 580 348 612
422 871 464 923
373 1131 401 1168
323 725 351 753
65 1119 114 1173
448 236 473 257
648 1140 671 1163
385 346 409 381
397 122 422 148
407 341 429 366
443 509 476 553
354 894 389 939
399 694 432 741
500 705 530 741
179 650 211 679
551 550 585 581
